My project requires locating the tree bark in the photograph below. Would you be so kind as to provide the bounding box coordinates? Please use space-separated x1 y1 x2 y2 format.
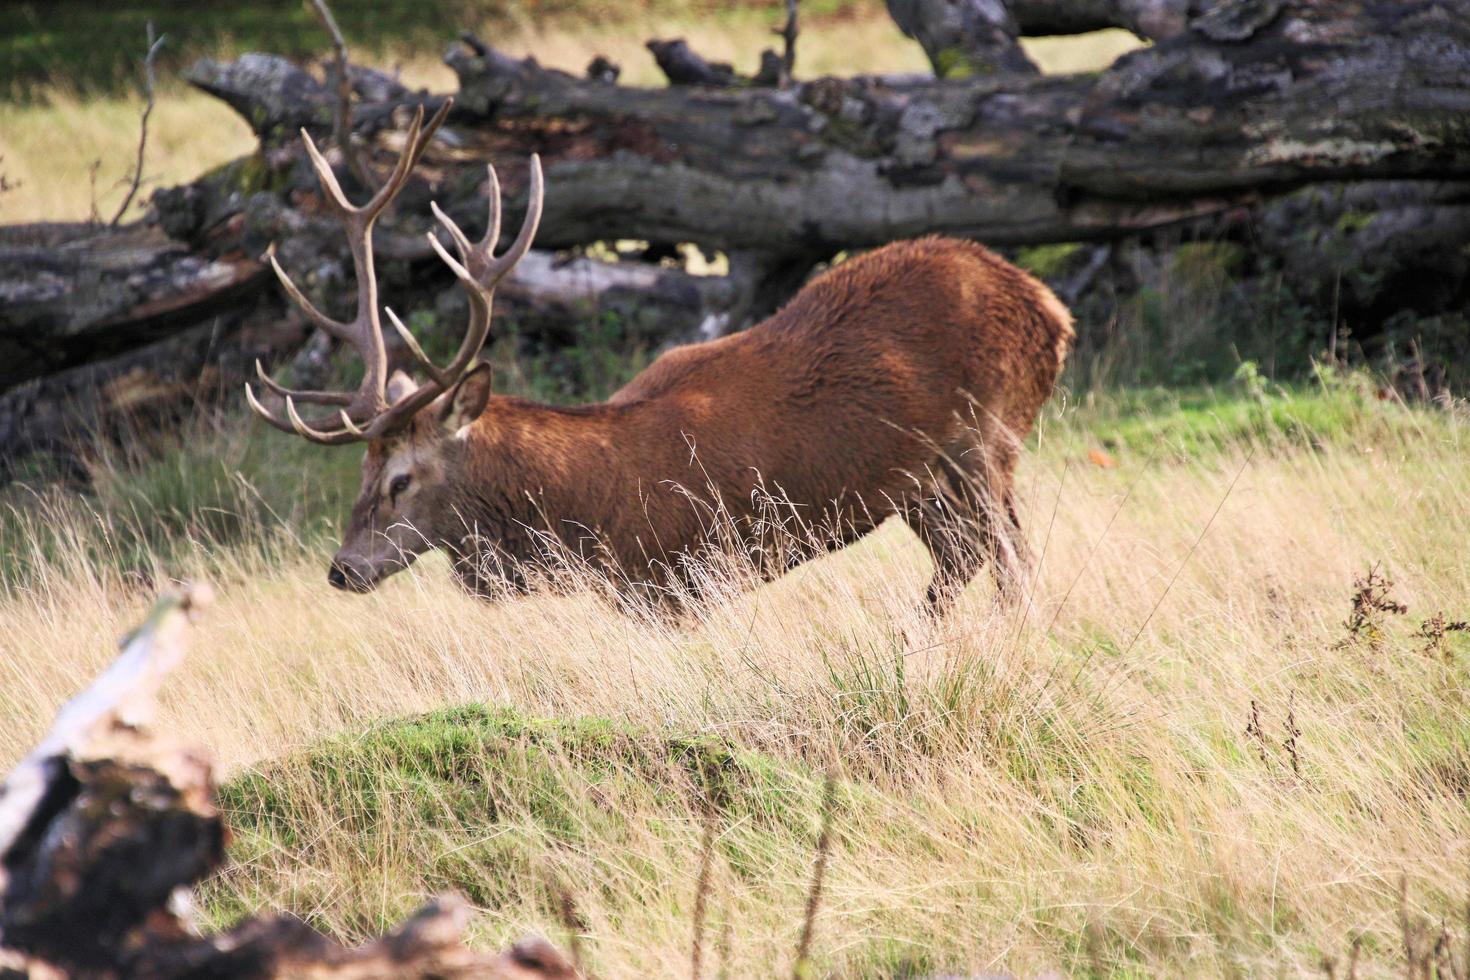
427 0 1469 255
1004 0 1196 39
0 235 744 477
884 0 1039 76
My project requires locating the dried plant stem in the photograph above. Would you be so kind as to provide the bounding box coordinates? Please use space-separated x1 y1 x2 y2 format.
776 0 800 88
1283 691 1302 778
556 887 585 974
792 773 837 979
310 0 378 192
110 22 164 226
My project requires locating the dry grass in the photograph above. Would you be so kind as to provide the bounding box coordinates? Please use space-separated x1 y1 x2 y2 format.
1 388 1466 977
0 5 1138 225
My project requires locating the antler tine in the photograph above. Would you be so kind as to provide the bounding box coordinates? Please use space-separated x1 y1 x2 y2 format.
246 380 366 445
284 395 363 445
254 359 353 406
426 228 473 284
244 381 295 434
383 306 450 389
429 200 473 264
361 100 453 222
482 164 502 252
489 154 543 276
445 154 544 369
297 100 452 224
353 154 545 438
299 129 356 216
336 410 367 436
266 245 353 341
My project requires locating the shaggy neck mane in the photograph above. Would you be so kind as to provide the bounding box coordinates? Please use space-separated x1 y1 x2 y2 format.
436 396 634 559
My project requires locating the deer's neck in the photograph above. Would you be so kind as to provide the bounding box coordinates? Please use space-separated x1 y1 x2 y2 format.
436 397 631 566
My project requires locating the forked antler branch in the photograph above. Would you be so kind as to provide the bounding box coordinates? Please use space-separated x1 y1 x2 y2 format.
246 97 544 445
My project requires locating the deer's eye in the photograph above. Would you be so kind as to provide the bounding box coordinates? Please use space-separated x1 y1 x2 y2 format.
388 474 411 502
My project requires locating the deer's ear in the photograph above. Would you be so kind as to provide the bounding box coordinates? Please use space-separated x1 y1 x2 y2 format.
387 369 416 405
441 363 493 433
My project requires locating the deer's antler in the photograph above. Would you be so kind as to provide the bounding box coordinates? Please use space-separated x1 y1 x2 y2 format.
247 98 544 445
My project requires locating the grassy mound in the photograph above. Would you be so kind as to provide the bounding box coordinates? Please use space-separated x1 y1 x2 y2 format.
209 706 842 962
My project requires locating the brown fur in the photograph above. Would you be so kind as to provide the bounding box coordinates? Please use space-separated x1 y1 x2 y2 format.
334 236 1073 613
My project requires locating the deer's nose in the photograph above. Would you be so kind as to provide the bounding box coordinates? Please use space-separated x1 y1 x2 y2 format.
327 562 352 591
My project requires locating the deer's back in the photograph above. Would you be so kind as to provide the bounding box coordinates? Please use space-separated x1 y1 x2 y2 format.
607 237 1071 508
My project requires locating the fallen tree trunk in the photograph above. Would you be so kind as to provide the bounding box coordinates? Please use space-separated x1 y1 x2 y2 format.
0 214 744 476
0 222 266 392
155 1 1470 259
1 0 1467 474
0 585 582 979
441 1 1469 254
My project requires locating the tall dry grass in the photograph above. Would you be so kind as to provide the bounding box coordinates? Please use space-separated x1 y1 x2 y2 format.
1 388 1466 976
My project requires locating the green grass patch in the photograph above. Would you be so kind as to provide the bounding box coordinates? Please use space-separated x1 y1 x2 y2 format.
1050 372 1456 462
208 704 836 938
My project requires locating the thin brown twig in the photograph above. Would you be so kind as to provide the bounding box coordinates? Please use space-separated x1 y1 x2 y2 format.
110 22 165 226
310 0 378 192
792 772 837 979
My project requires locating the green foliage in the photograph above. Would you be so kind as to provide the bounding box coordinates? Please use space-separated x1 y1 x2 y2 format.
492 308 657 404
1015 242 1084 281
933 47 987 79
1065 242 1326 390
0 415 361 591
1052 372 1451 461
1 0 512 100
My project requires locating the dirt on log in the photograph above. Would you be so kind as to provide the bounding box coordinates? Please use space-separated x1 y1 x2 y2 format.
1 0 1467 475
0 585 583 979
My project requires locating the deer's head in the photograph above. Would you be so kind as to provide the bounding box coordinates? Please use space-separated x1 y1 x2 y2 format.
245 101 542 592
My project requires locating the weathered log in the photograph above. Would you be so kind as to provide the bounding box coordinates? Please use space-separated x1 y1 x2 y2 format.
0 223 266 391
884 0 1040 77
4 0 1469 475
647 38 740 87
170 1 1469 261
0 299 306 481
0 585 581 979
449 1 1468 254
0 240 741 476
1003 0 1195 40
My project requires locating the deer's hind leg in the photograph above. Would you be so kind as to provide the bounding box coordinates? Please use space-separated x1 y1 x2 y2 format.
905 425 1029 617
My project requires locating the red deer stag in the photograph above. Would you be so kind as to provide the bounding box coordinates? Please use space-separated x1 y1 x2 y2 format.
246 102 1074 616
